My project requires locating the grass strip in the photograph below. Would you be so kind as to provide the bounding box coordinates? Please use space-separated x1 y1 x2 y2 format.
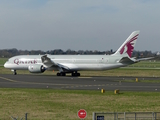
0 88 160 120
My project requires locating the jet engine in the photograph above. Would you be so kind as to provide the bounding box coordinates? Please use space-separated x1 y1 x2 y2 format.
28 64 46 73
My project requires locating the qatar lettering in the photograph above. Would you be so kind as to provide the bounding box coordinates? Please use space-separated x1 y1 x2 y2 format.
14 59 37 65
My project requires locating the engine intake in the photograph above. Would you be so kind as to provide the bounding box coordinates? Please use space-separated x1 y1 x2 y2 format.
28 64 45 73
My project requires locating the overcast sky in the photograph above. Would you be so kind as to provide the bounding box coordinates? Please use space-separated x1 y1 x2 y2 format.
0 0 160 52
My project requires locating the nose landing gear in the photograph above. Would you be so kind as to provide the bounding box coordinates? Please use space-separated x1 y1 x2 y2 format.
12 70 17 75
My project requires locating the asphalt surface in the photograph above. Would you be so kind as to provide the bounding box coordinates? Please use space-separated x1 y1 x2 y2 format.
0 74 160 91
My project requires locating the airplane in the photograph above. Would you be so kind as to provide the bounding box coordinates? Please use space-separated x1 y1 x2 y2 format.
4 30 152 76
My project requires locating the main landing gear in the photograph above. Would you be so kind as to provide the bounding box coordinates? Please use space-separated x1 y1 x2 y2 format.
57 72 66 76
56 71 80 77
72 72 80 76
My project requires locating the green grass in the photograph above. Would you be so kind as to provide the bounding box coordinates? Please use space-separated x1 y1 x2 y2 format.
0 58 7 65
0 88 160 120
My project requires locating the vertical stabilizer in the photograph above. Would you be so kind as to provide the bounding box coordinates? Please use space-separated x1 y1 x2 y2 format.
112 31 140 58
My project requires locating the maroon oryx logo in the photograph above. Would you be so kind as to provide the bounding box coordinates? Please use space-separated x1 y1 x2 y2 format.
120 34 139 57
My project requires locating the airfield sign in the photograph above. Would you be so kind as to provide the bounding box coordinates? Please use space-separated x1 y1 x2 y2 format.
78 109 87 119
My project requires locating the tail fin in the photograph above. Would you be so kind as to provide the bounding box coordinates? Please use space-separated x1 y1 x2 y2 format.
112 31 140 58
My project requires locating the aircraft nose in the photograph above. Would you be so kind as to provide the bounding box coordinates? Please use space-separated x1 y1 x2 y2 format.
4 62 9 68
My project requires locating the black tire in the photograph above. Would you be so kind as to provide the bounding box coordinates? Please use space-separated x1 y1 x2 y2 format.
61 72 66 76
72 73 75 76
77 73 80 76
57 73 60 76
14 71 17 75
72 72 80 77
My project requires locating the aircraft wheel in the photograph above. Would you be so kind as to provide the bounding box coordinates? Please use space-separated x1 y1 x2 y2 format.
13 70 17 75
61 72 66 76
72 72 80 77
57 73 60 76
77 73 80 76
72 72 75 76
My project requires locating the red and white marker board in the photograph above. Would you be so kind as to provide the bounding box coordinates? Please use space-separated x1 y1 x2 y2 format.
78 109 87 119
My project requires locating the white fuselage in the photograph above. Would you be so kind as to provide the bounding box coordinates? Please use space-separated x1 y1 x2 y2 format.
4 55 127 71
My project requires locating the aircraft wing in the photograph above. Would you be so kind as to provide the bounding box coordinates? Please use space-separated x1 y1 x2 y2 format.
41 55 70 71
41 55 54 67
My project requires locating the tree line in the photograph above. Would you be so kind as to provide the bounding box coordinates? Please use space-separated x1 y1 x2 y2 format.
0 48 158 59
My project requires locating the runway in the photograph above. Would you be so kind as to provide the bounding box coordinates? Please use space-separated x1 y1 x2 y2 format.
0 74 160 91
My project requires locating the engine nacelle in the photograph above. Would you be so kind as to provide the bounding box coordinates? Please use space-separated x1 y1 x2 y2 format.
28 64 45 73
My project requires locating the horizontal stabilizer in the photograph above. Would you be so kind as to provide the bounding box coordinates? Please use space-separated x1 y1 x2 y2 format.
119 57 135 64
135 57 154 62
119 56 154 64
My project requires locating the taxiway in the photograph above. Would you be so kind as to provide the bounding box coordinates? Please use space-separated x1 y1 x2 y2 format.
0 74 160 91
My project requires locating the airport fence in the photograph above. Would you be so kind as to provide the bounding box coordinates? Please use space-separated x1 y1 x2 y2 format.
93 112 160 120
